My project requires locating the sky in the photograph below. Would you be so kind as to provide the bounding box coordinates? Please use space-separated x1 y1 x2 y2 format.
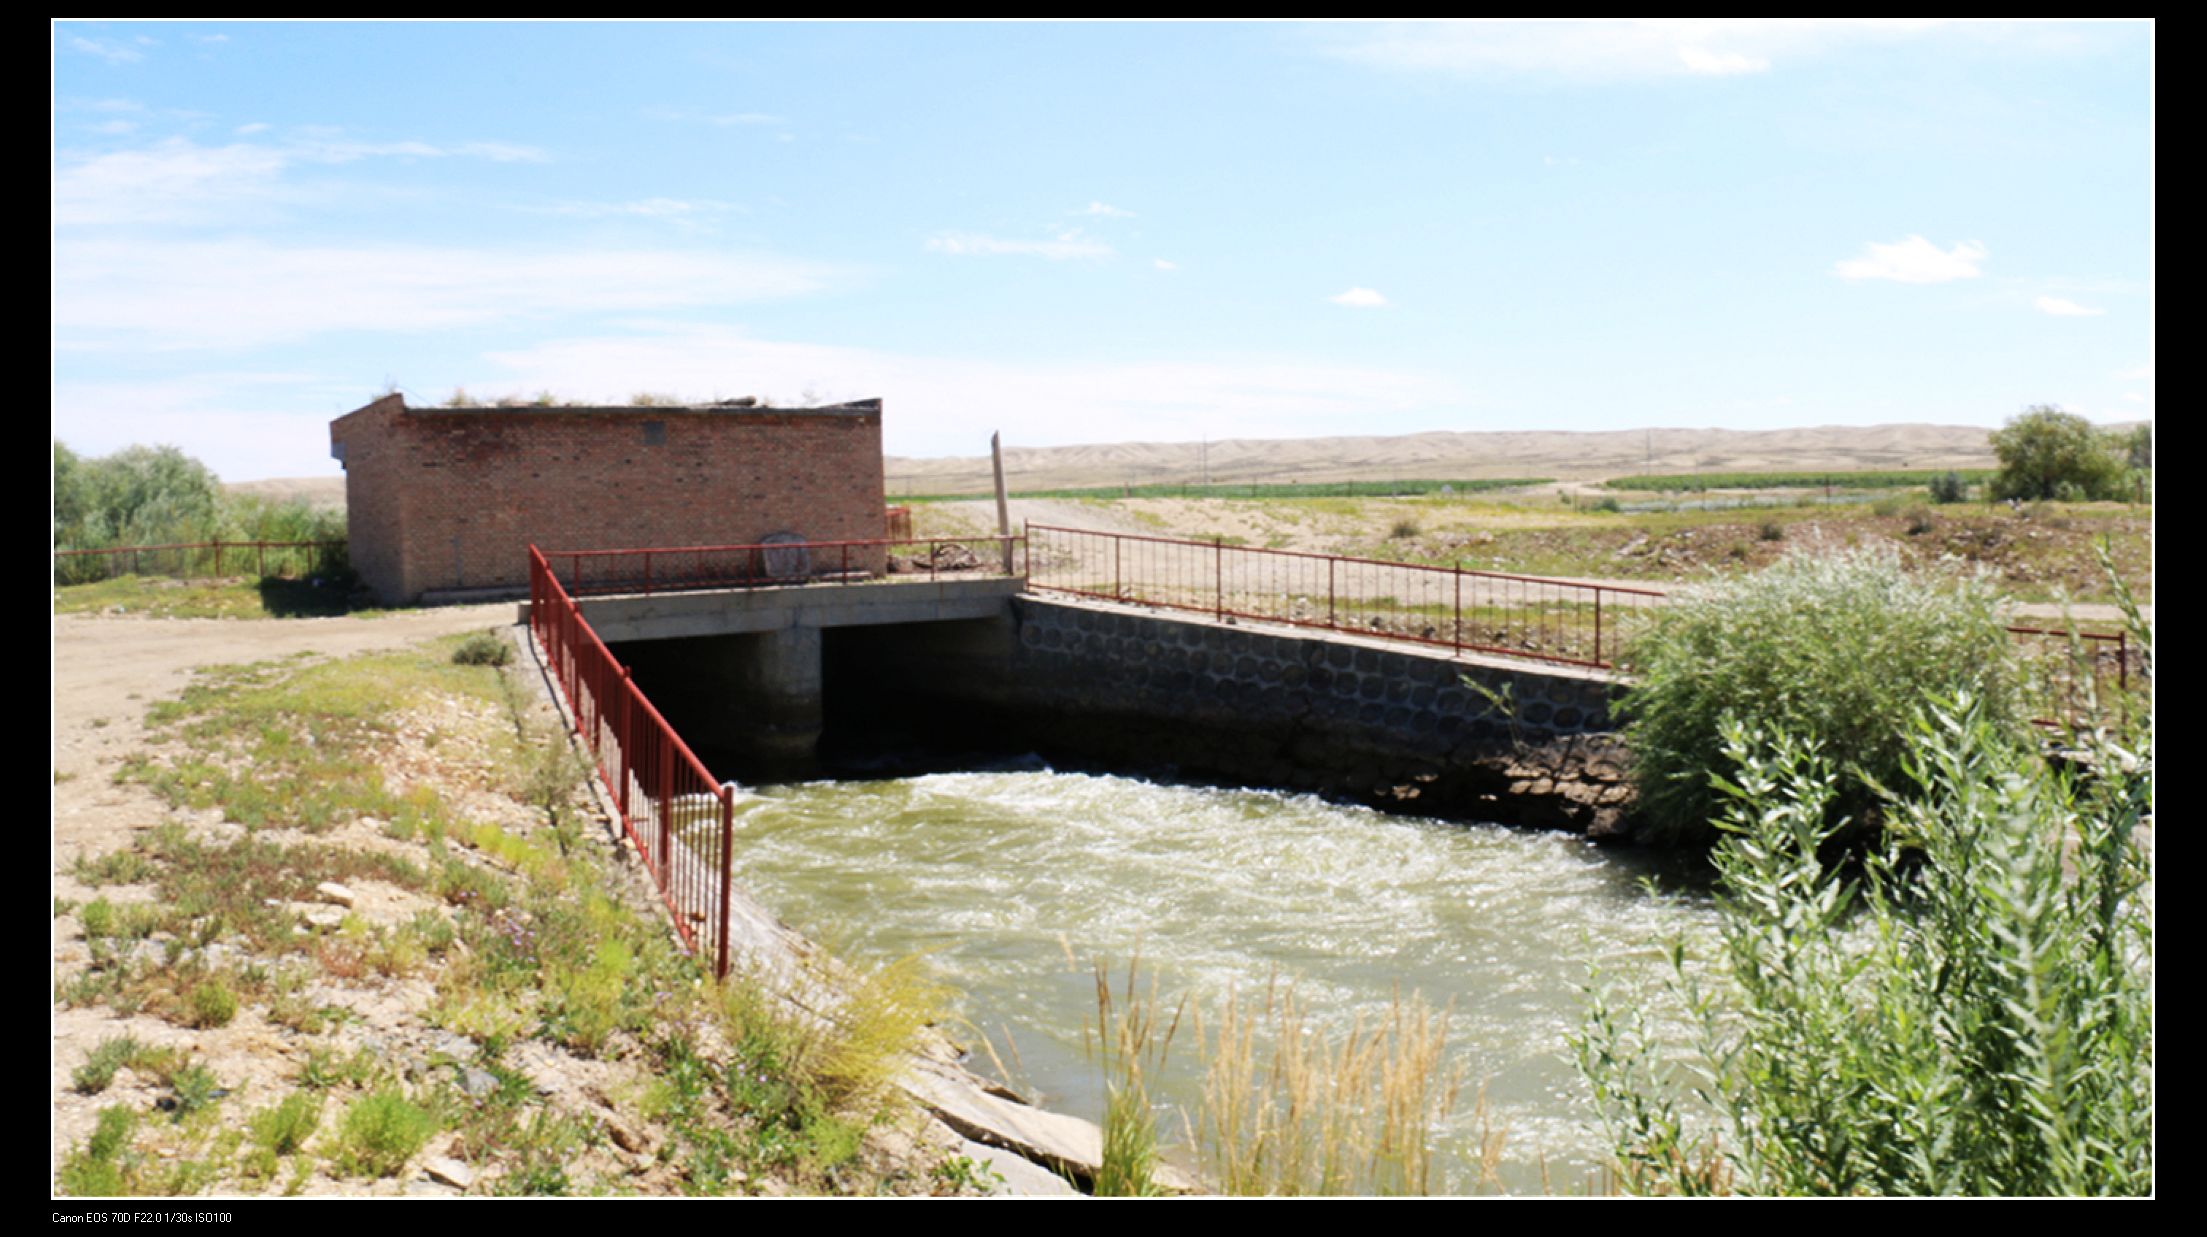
53 19 2153 482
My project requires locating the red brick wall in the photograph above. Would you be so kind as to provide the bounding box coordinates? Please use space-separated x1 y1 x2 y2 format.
331 398 886 603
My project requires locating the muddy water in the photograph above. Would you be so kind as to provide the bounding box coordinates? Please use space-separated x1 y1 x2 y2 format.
726 764 1720 1193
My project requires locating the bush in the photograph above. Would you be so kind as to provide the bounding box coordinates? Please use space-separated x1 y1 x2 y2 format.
1617 547 2019 847
1928 470 1968 504
336 1088 438 1177
1577 686 2152 1195
452 632 513 667
1989 406 2127 502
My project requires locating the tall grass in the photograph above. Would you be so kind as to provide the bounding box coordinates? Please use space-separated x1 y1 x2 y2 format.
1088 959 1182 1196
1193 977 1465 1195
1089 961 1473 1195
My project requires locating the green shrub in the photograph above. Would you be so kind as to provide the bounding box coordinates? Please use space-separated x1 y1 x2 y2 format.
1617 547 2019 847
73 1037 145 1094
187 979 239 1028
1577 688 2152 1195
1928 470 1968 504
451 632 513 667
335 1088 438 1177
250 1091 323 1157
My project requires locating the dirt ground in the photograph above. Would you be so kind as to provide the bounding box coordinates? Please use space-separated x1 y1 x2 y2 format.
50 604 515 1191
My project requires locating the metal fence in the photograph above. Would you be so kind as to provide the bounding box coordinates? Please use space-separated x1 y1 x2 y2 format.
53 540 347 586
529 545 740 977
2007 625 2141 731
1025 523 1663 669
537 533 1025 599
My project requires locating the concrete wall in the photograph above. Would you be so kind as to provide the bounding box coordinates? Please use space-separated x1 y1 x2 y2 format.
331 396 887 604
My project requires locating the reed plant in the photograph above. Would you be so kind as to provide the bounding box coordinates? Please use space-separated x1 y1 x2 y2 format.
1089 959 1183 1196
1193 977 1463 1195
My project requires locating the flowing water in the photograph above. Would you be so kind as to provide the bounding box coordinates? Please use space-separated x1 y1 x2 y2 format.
725 761 1723 1193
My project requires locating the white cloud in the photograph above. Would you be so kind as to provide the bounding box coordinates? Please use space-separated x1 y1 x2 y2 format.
69 36 145 65
1331 287 1389 308
1322 19 1942 82
925 231 1114 260
234 122 271 135
53 239 841 350
1153 258 1178 272
52 135 549 227
2034 295 2106 317
1832 235 1987 284
478 324 1466 456
1078 201 1135 217
2114 363 2153 382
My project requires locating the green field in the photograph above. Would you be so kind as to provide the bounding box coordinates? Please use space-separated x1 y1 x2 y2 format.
905 477 1555 503
1602 468 1997 493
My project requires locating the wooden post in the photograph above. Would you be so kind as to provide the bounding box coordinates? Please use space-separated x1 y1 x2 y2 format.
992 432 1014 574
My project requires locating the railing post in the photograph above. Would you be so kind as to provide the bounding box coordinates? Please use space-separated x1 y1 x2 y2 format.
657 730 674 877
643 549 652 596
716 789 735 979
257 542 265 577
1114 536 1122 601
1454 565 1463 654
215 543 223 576
619 668 633 823
1594 589 1604 667
1215 538 1224 621
1327 558 1336 630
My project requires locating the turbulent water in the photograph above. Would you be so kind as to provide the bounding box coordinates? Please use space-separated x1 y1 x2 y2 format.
725 762 1721 1193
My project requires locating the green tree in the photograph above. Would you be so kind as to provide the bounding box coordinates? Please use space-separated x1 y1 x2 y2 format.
1988 406 2126 502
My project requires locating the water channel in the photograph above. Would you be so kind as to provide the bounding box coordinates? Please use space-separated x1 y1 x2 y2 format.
718 759 1724 1193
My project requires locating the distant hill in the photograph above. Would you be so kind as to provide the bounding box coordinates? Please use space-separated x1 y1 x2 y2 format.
233 423 2008 507
883 423 2002 496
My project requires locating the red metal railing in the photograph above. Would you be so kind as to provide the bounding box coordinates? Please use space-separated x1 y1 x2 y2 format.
540 533 1024 598
53 539 347 585
529 545 739 977
1024 523 1664 669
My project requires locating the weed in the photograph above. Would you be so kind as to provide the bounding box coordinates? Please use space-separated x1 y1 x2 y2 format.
1756 518 1785 542
1088 959 1182 1196
931 1153 1007 1194
451 631 513 667
74 1037 146 1094
1389 518 1422 540
334 1088 439 1177
250 1090 323 1157
75 847 157 885
187 979 239 1028
1193 978 1463 1195
166 1063 224 1120
59 1106 141 1196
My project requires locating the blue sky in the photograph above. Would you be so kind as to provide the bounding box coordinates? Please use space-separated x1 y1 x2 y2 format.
53 20 2153 481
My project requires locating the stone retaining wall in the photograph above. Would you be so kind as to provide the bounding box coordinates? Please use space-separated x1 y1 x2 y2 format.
843 596 1641 838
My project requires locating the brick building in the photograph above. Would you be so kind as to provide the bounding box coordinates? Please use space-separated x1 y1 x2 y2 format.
329 394 887 604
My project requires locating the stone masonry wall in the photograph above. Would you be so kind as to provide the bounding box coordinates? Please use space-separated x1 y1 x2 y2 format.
846 597 1640 838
